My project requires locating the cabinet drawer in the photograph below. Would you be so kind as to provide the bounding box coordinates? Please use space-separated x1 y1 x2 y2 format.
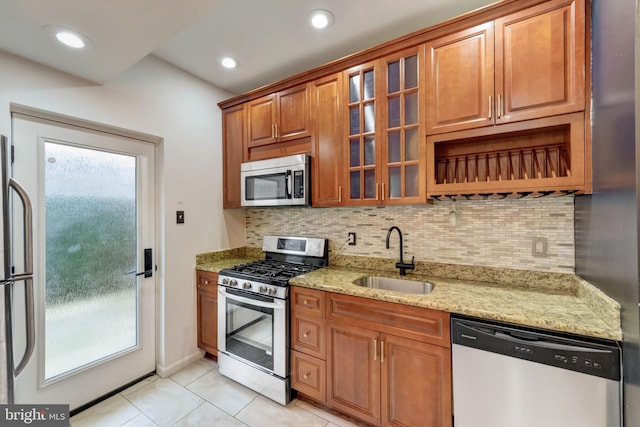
291 350 326 404
291 286 325 318
292 316 325 359
326 292 450 348
197 270 218 287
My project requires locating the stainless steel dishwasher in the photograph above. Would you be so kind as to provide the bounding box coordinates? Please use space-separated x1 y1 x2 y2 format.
451 316 621 427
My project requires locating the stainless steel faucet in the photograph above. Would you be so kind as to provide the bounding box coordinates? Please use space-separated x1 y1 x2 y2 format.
385 226 415 276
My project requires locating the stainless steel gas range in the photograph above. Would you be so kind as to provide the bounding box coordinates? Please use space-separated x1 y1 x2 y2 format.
217 235 328 405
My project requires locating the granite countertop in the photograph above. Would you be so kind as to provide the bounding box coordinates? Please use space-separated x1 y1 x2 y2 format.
196 248 622 341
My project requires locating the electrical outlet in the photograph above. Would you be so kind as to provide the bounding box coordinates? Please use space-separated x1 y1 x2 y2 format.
347 232 357 246
532 237 547 257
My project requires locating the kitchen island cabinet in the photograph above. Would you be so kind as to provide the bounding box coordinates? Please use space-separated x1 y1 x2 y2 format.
196 270 218 356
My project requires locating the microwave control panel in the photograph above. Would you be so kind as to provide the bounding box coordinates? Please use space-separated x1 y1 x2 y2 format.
293 170 304 198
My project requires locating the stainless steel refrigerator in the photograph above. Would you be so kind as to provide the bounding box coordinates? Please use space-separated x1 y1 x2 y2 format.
575 1 638 426
0 134 35 404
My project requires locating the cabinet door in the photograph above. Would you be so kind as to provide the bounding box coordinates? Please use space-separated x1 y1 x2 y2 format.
222 104 245 208
277 84 311 141
381 47 426 204
495 0 585 123
381 334 452 427
247 94 277 147
343 62 381 205
426 22 495 135
312 73 343 206
196 271 218 356
327 322 381 425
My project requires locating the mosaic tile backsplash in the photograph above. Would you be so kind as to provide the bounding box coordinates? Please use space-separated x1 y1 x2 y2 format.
246 196 575 273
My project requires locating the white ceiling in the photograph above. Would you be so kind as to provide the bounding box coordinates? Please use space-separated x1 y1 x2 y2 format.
0 0 498 95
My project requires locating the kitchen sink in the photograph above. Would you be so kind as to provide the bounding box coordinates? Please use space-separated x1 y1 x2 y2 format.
353 276 435 295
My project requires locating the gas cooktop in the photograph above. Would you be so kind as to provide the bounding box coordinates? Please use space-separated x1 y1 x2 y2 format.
222 259 320 286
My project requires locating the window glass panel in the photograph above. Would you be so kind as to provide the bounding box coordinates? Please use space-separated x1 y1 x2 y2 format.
364 136 376 166
349 106 360 135
388 61 400 94
44 142 137 379
405 129 419 161
350 138 360 167
350 171 360 199
363 103 375 133
405 165 419 197
364 70 375 100
388 131 401 163
364 169 377 199
405 55 418 89
389 167 401 198
349 74 361 103
388 97 400 128
405 92 418 125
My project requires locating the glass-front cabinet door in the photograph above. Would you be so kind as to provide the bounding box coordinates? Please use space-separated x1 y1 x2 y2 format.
342 48 425 206
344 62 380 204
381 47 426 204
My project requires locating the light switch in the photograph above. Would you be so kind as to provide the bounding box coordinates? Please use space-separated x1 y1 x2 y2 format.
177 210 185 224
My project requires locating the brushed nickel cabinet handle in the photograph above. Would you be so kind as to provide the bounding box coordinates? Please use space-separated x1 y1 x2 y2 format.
497 94 502 119
303 373 310 379
374 338 378 361
338 186 342 203
382 183 385 201
381 340 385 363
303 331 309 338
376 183 379 201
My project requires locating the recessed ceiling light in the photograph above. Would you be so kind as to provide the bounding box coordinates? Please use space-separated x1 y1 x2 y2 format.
221 57 238 69
43 25 90 49
308 9 334 30
56 31 85 48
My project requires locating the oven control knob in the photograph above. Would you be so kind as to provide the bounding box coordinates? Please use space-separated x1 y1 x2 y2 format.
222 278 229 285
258 285 267 293
243 282 252 289
267 288 277 296
229 279 238 287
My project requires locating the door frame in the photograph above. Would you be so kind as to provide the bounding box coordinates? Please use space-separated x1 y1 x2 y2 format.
9 103 163 408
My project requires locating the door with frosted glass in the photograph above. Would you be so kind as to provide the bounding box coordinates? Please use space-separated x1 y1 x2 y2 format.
11 115 155 410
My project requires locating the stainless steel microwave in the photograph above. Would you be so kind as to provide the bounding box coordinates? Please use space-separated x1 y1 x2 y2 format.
241 154 310 207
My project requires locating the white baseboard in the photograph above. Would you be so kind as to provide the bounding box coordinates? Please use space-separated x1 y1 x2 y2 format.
155 349 205 378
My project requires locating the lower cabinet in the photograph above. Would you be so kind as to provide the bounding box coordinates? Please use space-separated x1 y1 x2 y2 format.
196 270 218 356
291 287 452 427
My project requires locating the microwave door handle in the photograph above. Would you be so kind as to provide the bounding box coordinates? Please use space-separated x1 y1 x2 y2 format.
285 170 292 199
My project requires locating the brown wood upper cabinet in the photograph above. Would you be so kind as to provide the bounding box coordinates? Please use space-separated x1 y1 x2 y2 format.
311 73 343 207
222 104 245 209
247 83 311 147
426 0 585 135
343 46 426 205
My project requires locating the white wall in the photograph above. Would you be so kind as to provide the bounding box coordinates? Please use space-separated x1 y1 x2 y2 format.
0 50 246 375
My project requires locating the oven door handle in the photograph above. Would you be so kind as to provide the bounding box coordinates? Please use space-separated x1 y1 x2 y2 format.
218 287 283 309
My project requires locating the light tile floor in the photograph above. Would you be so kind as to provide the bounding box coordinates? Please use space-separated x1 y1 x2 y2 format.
70 357 362 427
